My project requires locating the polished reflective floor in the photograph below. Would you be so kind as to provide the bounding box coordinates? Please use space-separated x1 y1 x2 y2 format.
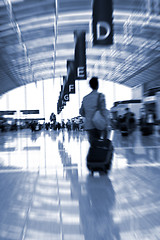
0 128 160 240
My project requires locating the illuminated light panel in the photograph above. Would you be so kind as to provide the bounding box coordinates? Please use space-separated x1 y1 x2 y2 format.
20 22 54 32
32 62 55 71
30 51 54 61
64 235 85 240
18 15 54 26
61 200 79 206
33 198 59 206
55 60 67 67
29 210 60 222
58 18 91 26
62 213 80 224
38 178 57 184
34 69 54 76
57 34 74 43
58 181 71 187
25 230 60 239
58 10 92 19
36 186 58 195
10 0 24 2
59 189 71 195
56 49 74 56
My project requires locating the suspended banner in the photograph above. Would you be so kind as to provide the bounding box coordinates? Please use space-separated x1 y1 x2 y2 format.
57 101 64 114
60 85 66 107
92 0 113 46
57 102 60 114
67 60 75 94
74 31 87 80
57 86 65 114
62 76 69 102
57 99 61 114
57 98 61 115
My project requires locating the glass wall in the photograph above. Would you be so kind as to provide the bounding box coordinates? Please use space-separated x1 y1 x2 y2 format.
0 78 132 122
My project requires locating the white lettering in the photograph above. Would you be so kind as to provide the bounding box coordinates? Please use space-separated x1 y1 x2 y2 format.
96 21 111 40
64 94 69 101
69 84 74 92
62 100 66 105
77 67 85 78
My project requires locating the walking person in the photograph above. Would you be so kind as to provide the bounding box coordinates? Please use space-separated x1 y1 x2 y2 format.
79 76 108 146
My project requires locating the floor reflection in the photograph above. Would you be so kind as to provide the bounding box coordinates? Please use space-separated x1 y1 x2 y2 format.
1 128 160 171
78 174 120 239
0 129 160 239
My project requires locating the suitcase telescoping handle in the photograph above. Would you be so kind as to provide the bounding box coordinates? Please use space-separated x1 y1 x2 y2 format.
108 129 114 141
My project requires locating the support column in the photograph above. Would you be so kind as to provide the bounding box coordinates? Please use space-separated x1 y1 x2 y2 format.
6 93 9 110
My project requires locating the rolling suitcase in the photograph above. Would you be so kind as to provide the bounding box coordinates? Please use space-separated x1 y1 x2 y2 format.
120 123 129 136
141 124 153 136
87 138 114 175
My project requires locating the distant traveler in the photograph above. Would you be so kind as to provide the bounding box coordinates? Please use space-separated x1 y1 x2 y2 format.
145 109 156 132
146 109 156 125
129 113 136 131
79 76 108 146
123 107 133 131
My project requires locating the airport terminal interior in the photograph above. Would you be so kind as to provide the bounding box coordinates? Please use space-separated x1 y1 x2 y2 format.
0 0 160 239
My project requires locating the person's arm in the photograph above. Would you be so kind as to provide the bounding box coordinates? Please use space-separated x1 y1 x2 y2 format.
99 93 111 130
99 93 107 117
79 101 85 117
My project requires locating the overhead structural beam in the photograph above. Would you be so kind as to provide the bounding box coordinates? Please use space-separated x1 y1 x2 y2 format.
53 0 58 80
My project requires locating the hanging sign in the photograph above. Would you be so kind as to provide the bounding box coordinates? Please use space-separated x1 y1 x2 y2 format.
92 0 113 46
62 76 69 102
74 31 87 80
67 60 75 94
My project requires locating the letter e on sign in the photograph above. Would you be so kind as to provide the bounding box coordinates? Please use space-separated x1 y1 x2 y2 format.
77 67 85 78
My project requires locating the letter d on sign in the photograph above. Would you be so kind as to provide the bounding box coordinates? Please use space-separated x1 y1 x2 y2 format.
92 0 113 46
97 21 111 40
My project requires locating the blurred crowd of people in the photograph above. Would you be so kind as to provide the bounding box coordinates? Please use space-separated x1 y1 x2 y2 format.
0 106 157 136
111 107 157 136
46 116 84 132
0 114 85 133
114 108 136 134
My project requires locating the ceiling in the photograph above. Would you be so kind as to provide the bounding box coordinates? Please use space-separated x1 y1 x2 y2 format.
0 0 160 96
